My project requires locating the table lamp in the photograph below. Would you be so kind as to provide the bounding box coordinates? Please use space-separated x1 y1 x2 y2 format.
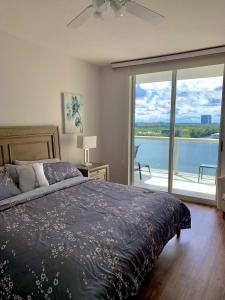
77 136 97 166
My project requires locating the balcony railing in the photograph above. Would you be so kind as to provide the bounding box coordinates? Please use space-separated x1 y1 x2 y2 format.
135 135 219 143
134 136 218 200
135 135 219 175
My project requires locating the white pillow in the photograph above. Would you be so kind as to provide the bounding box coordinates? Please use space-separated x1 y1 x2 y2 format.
14 158 60 165
33 163 49 187
16 163 49 193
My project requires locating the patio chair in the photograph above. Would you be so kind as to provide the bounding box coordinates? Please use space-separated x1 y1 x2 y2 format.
134 144 151 180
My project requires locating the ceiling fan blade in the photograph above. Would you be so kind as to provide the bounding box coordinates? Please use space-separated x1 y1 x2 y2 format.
67 5 93 29
126 1 165 24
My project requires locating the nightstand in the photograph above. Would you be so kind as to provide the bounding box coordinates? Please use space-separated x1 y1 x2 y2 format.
78 163 109 182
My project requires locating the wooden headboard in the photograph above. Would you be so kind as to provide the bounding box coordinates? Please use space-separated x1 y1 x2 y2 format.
0 126 61 166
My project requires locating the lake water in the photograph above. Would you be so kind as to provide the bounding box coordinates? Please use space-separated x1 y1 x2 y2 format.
135 138 218 176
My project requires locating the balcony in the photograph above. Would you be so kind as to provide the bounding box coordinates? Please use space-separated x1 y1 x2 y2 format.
134 136 218 201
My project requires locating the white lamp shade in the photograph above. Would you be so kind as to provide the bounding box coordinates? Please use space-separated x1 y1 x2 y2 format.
77 136 97 149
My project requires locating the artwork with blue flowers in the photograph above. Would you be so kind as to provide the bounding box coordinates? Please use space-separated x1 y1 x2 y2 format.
63 93 84 134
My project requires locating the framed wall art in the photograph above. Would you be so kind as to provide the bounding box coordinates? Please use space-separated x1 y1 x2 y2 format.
63 92 84 134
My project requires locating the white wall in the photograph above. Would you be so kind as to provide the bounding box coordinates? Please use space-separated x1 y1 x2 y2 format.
0 30 101 164
100 54 225 184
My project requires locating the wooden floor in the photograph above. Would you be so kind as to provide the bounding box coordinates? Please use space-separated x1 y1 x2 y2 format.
137 204 225 300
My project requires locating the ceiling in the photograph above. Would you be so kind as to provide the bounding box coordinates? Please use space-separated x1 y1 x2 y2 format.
0 0 225 66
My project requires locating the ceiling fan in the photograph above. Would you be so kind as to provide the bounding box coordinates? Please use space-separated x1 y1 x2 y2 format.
67 0 165 29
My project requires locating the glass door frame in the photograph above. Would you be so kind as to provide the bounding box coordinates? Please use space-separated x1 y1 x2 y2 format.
217 66 225 178
168 70 177 194
129 64 225 205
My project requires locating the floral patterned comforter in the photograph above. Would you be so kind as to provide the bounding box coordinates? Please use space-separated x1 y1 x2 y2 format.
0 177 191 300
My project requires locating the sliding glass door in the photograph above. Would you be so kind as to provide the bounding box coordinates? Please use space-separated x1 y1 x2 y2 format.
172 65 224 200
132 64 224 203
133 71 172 192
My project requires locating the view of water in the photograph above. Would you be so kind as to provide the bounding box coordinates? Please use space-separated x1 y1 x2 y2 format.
135 138 218 176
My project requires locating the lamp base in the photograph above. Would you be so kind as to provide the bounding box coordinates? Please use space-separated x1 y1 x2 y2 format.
83 149 93 167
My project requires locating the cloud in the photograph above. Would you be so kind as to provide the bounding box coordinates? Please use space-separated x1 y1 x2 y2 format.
135 76 223 123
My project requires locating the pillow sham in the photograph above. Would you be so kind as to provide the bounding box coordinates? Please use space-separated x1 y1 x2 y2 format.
14 158 60 165
16 163 49 193
44 162 82 185
0 168 21 201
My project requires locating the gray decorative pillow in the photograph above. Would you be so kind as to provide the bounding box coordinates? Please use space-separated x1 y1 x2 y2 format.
44 162 82 185
0 168 21 201
16 165 39 193
16 163 49 193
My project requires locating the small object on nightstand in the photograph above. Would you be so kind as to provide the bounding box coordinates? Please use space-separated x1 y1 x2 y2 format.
78 163 109 182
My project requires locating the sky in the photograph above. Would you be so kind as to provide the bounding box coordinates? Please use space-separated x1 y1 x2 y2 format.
135 76 223 124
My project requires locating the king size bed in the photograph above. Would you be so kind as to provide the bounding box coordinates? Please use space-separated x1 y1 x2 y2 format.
0 126 191 300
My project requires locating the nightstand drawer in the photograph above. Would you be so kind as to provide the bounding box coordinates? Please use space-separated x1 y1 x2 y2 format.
77 163 109 182
90 169 106 181
90 169 106 176
92 173 106 181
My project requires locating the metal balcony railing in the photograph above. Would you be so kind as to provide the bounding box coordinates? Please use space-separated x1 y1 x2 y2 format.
134 135 219 176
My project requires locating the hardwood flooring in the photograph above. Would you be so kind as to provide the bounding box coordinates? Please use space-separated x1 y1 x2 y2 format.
137 204 225 300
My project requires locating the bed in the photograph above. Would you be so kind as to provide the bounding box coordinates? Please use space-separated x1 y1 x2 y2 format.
0 126 191 300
